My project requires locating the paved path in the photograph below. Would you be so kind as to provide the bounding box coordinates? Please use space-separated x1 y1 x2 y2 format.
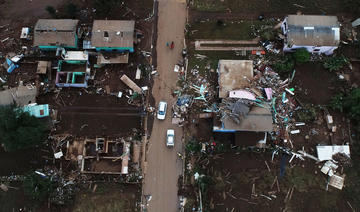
143 0 187 211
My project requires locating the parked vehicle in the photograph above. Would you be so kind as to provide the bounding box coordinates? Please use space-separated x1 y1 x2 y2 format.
157 101 167 120
166 129 175 147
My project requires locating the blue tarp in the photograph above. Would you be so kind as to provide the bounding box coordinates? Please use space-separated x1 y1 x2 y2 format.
6 58 18 73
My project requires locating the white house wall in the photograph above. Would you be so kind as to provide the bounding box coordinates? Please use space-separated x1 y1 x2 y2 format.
283 44 337 55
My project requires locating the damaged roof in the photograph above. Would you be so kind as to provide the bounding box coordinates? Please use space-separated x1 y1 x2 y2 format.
218 60 253 98
33 19 79 47
0 85 37 106
91 20 135 48
214 106 273 132
285 15 340 46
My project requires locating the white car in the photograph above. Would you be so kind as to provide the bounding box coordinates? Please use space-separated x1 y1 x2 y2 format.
166 129 175 147
157 101 167 120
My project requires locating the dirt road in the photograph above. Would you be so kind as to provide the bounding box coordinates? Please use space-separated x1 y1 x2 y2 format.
143 0 187 211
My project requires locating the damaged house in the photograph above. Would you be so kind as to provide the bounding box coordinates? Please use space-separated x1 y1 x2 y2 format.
33 19 79 50
91 20 135 65
281 15 340 55
213 60 273 133
66 137 130 175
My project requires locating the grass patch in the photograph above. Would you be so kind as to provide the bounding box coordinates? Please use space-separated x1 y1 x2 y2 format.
191 0 345 14
282 166 323 192
72 184 137 212
188 20 265 40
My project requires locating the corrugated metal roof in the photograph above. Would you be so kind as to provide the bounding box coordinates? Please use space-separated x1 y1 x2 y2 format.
33 19 78 47
285 15 340 46
35 19 79 31
91 20 135 48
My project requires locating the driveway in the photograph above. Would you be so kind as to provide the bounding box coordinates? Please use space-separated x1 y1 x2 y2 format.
143 0 187 211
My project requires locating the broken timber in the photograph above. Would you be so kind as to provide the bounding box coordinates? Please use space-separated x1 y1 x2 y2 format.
120 74 142 93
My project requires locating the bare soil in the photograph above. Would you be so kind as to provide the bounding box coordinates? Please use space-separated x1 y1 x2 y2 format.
293 62 340 105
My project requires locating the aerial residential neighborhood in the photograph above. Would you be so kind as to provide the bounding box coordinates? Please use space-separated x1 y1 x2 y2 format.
0 0 360 211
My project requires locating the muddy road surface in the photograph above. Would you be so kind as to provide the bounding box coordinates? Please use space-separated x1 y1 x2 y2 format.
143 0 187 211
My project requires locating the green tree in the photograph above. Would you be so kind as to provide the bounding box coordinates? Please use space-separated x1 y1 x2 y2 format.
273 55 294 76
23 172 54 201
45 6 57 18
65 3 78 18
293 48 310 64
0 106 47 152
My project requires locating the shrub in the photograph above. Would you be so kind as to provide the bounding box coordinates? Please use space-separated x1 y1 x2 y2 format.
94 0 122 16
296 104 317 122
23 172 54 201
273 57 294 75
293 48 310 64
323 55 349 71
330 93 344 112
45 6 56 18
343 88 360 121
186 139 201 155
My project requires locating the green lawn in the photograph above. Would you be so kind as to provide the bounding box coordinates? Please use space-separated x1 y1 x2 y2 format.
188 20 270 40
190 0 353 15
72 184 139 212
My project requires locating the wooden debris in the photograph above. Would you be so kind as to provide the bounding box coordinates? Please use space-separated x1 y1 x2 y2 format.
238 197 249 202
251 183 256 198
260 194 272 201
265 161 271 172
92 184 98 193
288 187 294 201
271 176 277 189
227 192 237 200
347 201 355 212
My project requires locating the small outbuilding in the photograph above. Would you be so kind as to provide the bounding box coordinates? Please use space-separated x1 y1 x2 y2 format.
91 20 135 52
281 15 340 55
33 19 79 50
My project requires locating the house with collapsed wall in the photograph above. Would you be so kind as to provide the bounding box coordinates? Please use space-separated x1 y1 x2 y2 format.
55 49 90 88
213 60 273 133
90 20 135 65
65 137 132 174
55 60 90 88
281 15 340 55
33 19 79 50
